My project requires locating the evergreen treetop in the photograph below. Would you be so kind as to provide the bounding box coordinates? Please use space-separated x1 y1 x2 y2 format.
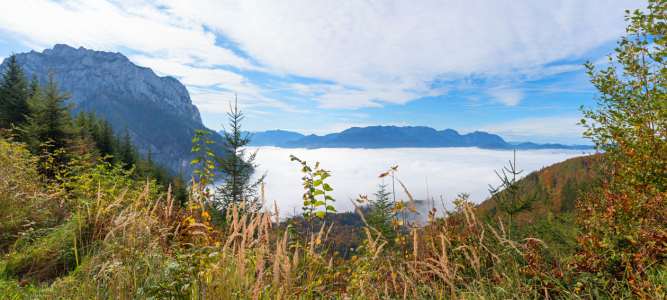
366 182 397 247
23 67 74 153
118 125 137 170
0 54 30 128
215 95 265 216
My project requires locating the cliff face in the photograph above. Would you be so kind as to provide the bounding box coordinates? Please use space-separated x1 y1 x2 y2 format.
1 44 220 173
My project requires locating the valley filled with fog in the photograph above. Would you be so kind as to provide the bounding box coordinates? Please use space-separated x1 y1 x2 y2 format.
231 147 589 218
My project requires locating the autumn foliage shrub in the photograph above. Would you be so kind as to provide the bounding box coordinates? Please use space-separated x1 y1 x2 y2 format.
571 0 667 295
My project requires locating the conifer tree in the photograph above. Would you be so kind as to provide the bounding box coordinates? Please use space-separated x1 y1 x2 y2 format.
0 54 30 128
118 125 137 169
73 109 90 138
96 116 115 158
24 68 74 153
366 183 397 246
215 95 266 215
88 109 100 146
488 150 538 237
28 74 40 99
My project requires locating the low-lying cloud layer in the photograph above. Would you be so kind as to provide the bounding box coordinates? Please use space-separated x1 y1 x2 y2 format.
232 147 587 219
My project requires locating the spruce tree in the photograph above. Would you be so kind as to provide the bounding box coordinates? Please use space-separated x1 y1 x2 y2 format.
73 109 90 138
488 150 538 237
88 109 101 146
97 116 115 158
118 125 137 169
0 54 30 128
24 68 74 152
366 183 397 247
214 95 266 215
28 74 40 99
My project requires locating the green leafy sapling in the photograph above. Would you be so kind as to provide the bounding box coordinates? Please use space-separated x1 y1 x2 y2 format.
189 129 217 218
290 155 337 227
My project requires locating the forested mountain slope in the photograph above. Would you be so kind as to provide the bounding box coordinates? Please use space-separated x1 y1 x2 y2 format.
476 154 601 221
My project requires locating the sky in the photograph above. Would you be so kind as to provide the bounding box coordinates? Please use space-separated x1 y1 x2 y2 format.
0 0 647 144
241 147 586 216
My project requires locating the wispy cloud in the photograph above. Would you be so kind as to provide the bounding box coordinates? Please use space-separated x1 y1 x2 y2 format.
0 0 255 69
187 86 310 115
131 55 245 87
171 0 638 108
472 116 589 144
488 89 524 106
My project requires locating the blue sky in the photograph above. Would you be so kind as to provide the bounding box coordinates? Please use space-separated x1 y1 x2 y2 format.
0 0 647 144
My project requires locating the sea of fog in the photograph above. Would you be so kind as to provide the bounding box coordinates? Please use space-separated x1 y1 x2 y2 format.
217 147 588 219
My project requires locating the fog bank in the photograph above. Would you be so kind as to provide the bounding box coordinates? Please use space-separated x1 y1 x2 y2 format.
226 147 587 219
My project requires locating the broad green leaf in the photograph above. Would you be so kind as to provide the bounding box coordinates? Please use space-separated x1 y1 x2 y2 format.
314 201 326 207
325 195 334 201
326 205 337 212
316 212 327 218
322 183 333 191
314 190 325 196
313 180 322 187
304 201 311 206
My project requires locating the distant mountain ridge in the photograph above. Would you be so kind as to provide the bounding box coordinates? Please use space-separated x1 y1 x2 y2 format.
217 130 306 147
238 126 592 150
1 44 222 173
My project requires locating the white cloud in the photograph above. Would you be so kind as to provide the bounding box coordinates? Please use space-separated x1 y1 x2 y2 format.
0 0 255 69
473 116 589 144
488 89 524 106
167 0 641 108
242 147 586 219
131 55 245 87
187 86 310 115
350 113 370 119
